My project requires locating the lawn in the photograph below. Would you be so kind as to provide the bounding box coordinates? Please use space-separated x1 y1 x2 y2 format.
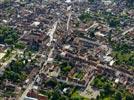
74 71 85 80
71 91 89 100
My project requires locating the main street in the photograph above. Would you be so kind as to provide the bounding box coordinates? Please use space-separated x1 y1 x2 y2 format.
19 20 58 100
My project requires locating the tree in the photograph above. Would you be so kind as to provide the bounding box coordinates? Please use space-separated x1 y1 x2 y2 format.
109 17 120 27
59 95 68 100
2 58 27 82
51 90 60 100
126 94 134 100
4 38 14 45
108 30 112 43
126 0 134 7
29 39 40 51
114 92 122 100
90 31 95 38
4 49 12 58
88 0 95 3
79 12 91 23
15 42 25 49
63 66 72 72
0 34 4 43
46 79 57 88
0 26 18 45
103 84 112 95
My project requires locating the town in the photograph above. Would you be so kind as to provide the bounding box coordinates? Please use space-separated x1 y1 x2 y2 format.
0 0 134 100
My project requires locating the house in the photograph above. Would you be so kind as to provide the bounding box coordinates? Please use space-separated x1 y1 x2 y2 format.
27 89 48 100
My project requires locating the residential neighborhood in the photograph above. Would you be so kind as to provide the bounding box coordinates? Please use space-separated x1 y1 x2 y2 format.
0 0 133 100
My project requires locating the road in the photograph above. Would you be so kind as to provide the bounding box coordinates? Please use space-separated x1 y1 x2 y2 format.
122 27 134 35
18 31 27 40
19 47 54 100
19 21 58 100
19 81 34 100
85 22 98 32
47 21 58 46
67 7 72 31
40 47 54 73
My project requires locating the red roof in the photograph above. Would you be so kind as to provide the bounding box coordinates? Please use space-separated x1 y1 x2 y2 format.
38 94 48 100
27 90 48 100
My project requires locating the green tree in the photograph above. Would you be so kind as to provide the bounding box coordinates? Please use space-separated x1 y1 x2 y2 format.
109 17 120 27
126 0 134 7
126 94 134 100
114 91 122 100
15 42 25 49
